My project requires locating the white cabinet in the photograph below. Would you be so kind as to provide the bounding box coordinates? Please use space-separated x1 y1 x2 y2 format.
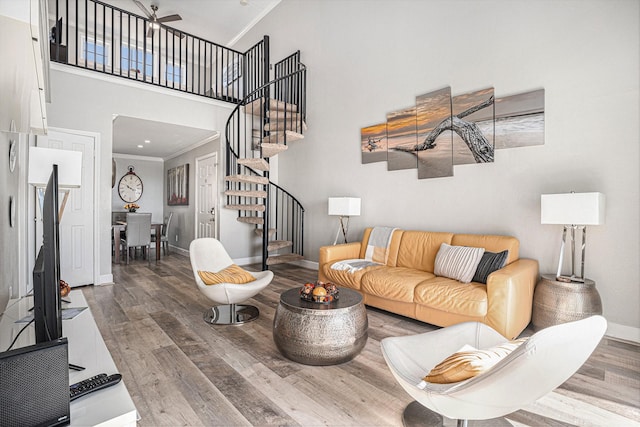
0 0 48 134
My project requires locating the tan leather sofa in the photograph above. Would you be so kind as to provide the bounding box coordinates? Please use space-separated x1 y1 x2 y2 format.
319 228 539 339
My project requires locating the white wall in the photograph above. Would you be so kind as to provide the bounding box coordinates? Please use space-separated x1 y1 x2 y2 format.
111 154 164 223
46 66 251 283
236 0 640 337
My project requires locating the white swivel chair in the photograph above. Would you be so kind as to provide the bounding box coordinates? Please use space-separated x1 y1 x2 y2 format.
381 316 607 427
189 238 273 325
121 213 152 266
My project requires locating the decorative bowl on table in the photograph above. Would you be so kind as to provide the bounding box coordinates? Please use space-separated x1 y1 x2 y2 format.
300 281 339 303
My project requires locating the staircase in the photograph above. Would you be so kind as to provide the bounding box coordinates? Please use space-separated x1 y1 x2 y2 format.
224 51 307 270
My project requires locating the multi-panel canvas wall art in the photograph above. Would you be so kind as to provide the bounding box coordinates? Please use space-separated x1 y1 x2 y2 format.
361 123 388 164
360 86 544 180
416 87 453 179
495 89 545 149
451 87 495 166
386 106 417 171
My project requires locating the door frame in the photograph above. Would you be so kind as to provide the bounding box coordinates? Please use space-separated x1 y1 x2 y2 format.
194 152 218 240
27 127 100 293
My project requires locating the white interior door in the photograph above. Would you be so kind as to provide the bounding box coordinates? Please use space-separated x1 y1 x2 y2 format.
37 130 95 286
196 153 217 239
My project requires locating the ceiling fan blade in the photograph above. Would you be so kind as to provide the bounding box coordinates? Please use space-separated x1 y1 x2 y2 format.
132 0 153 18
157 14 182 23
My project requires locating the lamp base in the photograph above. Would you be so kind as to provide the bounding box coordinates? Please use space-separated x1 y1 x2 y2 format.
332 216 350 245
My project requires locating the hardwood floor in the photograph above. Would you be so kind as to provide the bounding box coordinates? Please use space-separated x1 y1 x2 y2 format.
83 254 640 426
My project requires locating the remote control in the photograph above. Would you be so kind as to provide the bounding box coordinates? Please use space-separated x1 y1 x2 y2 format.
69 373 122 401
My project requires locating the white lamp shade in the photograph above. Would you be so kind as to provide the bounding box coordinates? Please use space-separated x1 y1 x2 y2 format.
28 147 82 188
328 197 361 216
541 192 605 225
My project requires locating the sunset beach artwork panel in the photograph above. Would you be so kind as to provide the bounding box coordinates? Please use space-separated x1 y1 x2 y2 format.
451 87 495 166
361 123 388 164
495 89 545 149
416 87 454 179
387 106 417 171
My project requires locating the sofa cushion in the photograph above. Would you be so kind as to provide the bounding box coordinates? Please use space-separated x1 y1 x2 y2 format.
323 262 385 290
434 243 485 283
472 250 509 284
395 231 454 271
452 234 519 265
361 267 435 302
414 277 488 317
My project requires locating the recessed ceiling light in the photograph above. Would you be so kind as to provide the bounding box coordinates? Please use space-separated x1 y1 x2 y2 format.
144 139 151 144
137 144 143 148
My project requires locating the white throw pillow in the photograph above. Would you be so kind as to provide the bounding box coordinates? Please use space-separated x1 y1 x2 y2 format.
434 243 485 283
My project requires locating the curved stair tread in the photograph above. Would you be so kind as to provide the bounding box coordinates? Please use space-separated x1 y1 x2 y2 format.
225 174 269 185
261 143 289 158
266 253 304 265
237 216 264 225
267 240 293 251
224 204 265 212
254 131 304 146
263 120 307 132
238 158 270 172
224 189 267 198
245 97 298 114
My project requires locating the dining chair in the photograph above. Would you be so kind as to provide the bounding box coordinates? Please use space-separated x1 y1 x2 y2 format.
152 212 173 256
121 213 152 266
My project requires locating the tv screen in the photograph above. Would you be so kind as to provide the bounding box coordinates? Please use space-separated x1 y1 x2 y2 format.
33 165 63 344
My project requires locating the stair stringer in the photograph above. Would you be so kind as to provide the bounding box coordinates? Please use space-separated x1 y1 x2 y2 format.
224 53 307 270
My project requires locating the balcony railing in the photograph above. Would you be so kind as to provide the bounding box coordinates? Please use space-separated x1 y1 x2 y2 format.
48 0 268 103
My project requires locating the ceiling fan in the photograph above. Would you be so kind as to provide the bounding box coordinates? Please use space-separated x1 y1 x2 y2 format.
132 1 183 38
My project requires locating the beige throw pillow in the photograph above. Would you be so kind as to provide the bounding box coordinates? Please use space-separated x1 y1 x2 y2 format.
198 264 256 285
423 338 527 384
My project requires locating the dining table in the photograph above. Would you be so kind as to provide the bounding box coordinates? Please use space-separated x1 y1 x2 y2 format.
112 221 163 264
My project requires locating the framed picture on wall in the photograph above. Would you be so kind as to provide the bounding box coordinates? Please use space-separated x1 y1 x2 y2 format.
167 164 189 206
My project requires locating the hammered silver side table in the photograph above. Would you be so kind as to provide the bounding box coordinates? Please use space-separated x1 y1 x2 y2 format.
532 274 602 330
273 287 368 365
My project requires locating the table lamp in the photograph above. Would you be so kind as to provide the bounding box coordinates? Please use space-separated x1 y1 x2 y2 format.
328 197 361 245
541 192 605 283
28 146 83 220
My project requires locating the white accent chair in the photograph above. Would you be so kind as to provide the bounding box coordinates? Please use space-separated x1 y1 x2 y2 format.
189 238 273 325
381 316 607 427
120 213 152 266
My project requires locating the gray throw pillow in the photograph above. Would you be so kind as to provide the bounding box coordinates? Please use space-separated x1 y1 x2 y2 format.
472 250 509 284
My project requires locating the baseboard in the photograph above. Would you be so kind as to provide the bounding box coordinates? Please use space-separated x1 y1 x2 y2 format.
606 322 640 343
98 274 114 285
168 244 189 257
235 255 262 266
291 259 318 270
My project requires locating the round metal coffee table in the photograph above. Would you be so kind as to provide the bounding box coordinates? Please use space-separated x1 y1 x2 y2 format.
273 288 368 365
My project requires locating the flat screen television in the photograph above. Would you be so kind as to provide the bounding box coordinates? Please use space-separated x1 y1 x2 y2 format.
32 165 63 344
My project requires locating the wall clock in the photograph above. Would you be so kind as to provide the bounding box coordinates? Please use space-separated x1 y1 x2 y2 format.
8 139 17 173
118 166 143 203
